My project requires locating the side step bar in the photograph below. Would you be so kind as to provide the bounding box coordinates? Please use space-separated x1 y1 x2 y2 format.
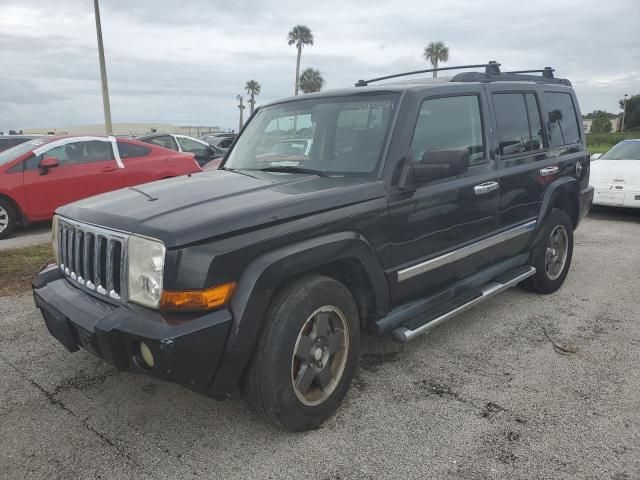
391 266 536 343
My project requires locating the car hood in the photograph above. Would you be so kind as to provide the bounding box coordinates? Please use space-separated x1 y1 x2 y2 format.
590 159 640 188
58 169 386 248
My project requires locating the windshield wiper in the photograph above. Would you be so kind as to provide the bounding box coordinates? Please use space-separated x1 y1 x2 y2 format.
254 166 328 177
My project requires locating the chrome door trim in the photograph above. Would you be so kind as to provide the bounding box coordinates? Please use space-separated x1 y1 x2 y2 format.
396 220 537 282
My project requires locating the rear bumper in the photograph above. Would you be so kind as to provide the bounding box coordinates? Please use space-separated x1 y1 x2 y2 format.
578 185 594 225
32 264 232 396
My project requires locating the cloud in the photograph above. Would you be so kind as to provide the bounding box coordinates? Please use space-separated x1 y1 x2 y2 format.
0 0 638 132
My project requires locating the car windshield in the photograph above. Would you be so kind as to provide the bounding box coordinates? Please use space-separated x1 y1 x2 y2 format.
0 139 47 166
224 92 400 176
600 141 640 160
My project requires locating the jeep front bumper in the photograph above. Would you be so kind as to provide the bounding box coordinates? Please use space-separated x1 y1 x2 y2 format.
32 264 232 396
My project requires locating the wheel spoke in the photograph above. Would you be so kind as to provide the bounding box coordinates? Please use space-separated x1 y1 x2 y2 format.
314 311 331 338
294 335 314 360
294 363 315 393
316 367 332 391
327 330 344 354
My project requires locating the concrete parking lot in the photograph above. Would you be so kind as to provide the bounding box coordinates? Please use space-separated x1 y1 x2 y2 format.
0 223 51 251
1 209 639 480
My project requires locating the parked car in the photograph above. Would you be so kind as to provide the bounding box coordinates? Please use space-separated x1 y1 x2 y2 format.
590 139 640 208
0 135 37 152
32 63 593 431
268 139 312 158
201 133 236 150
137 134 224 167
0 136 201 239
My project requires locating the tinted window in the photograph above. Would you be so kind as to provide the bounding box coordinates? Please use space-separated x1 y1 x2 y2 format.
25 140 115 170
411 95 484 165
146 136 177 150
493 93 543 156
117 141 151 159
544 92 581 147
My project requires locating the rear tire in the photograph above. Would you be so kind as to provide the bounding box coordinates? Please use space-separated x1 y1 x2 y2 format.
523 208 573 293
243 275 360 431
0 199 17 240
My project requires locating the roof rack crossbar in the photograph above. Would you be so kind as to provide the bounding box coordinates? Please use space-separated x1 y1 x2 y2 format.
355 61 501 87
506 67 555 79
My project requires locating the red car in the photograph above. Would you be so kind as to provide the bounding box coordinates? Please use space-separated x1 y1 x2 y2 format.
0 136 201 239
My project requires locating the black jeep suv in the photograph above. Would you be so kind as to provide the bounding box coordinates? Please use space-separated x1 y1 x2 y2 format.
33 62 594 431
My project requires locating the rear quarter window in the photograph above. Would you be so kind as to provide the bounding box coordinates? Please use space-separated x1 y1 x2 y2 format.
543 92 581 147
117 141 152 159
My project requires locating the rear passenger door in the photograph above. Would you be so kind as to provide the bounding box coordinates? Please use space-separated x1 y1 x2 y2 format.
388 88 501 303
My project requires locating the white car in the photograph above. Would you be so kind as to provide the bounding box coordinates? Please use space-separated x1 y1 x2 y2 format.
590 140 640 208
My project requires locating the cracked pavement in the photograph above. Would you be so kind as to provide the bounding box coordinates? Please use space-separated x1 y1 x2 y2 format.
1 208 639 479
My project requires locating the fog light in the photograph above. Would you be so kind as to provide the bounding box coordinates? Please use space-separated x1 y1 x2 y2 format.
139 342 155 368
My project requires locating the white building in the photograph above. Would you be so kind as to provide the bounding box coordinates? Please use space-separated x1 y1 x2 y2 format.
22 123 223 137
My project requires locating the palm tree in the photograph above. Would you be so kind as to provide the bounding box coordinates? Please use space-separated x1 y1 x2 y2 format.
245 80 261 115
423 41 450 77
299 68 324 94
288 25 314 95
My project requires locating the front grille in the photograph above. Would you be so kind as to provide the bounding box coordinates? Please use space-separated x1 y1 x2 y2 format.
57 218 129 301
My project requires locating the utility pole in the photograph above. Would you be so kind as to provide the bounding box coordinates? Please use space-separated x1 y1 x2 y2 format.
94 0 113 135
621 94 629 133
237 94 246 132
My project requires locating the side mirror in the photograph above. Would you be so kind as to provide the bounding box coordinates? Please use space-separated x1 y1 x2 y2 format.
39 156 59 175
412 149 470 182
590 153 602 161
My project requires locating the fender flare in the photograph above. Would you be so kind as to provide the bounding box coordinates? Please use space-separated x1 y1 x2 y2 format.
208 231 388 395
530 177 579 246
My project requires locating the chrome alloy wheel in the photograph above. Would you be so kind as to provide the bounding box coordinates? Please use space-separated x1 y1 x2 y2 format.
0 206 8 233
291 305 349 406
545 225 569 280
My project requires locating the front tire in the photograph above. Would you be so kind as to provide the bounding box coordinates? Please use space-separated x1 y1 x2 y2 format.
523 208 574 293
0 199 17 240
244 275 360 431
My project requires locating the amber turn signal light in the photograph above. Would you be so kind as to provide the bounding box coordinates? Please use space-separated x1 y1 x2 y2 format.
160 282 236 311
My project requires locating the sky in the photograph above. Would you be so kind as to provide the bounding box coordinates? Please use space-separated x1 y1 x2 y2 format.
0 0 638 133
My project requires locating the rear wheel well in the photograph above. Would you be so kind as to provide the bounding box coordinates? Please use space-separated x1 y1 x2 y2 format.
550 190 578 229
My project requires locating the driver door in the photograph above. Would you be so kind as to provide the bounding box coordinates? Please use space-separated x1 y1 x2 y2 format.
388 90 500 303
22 140 124 219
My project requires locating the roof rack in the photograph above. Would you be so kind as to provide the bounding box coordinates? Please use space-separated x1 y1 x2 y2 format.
355 61 501 87
356 62 571 87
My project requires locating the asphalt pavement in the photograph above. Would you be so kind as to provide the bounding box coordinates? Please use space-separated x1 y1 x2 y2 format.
1 208 639 480
0 222 51 251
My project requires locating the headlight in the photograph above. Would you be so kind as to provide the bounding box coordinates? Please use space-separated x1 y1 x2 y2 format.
127 234 166 309
51 215 60 264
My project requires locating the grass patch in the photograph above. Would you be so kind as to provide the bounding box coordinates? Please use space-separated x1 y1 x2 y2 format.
0 244 53 296
587 131 640 154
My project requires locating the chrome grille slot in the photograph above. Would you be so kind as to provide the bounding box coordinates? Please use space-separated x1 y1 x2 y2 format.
57 218 129 302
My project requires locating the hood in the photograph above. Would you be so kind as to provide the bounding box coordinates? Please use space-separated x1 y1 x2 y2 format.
58 169 386 248
590 159 640 188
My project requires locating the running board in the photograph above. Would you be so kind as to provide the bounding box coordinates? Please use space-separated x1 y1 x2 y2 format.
391 266 536 343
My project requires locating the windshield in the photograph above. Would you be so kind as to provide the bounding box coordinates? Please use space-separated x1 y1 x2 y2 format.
0 139 46 166
224 92 400 175
601 141 640 160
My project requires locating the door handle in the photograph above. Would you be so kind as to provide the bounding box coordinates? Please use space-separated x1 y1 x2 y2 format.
474 181 499 195
539 166 559 177
101 166 118 172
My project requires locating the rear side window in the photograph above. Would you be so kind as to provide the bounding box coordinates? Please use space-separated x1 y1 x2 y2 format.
117 141 151 159
411 95 485 165
543 92 581 147
493 93 544 156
